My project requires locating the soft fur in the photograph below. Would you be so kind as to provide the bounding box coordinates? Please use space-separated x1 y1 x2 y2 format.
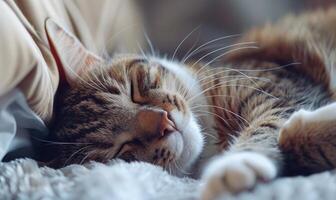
44 8 336 200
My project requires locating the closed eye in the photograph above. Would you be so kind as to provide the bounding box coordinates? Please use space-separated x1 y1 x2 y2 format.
114 138 144 158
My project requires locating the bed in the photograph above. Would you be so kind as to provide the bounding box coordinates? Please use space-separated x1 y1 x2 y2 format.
1 158 335 200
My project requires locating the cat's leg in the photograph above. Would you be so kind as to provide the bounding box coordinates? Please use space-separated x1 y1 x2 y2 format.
279 102 336 175
200 102 336 200
200 125 282 200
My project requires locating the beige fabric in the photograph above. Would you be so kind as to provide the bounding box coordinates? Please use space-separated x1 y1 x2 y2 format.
0 0 142 123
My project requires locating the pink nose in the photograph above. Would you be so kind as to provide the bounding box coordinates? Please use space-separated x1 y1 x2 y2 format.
136 109 177 137
159 111 177 136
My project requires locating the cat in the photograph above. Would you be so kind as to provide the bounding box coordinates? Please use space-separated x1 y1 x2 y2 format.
45 7 336 200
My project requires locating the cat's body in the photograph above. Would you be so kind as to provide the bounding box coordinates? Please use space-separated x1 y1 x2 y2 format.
46 8 336 200
195 60 332 166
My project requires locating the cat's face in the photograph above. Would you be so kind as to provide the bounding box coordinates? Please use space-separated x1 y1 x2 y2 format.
46 20 204 174
57 56 203 173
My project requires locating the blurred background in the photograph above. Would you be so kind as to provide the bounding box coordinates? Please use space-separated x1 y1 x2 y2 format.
123 0 335 60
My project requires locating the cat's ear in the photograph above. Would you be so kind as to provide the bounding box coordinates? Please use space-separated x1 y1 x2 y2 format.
45 19 104 87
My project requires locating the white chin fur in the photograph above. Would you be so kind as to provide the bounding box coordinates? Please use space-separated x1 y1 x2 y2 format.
170 110 204 176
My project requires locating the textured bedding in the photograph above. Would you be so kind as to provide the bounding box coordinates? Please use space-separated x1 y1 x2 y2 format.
1 158 335 200
2 1 336 200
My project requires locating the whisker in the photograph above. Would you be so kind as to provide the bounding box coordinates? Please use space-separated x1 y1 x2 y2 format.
64 145 91 167
137 41 148 59
184 42 242 61
182 33 242 63
200 131 218 141
31 136 92 145
171 25 201 61
190 42 256 69
202 94 239 100
144 31 155 56
181 31 201 62
79 151 92 165
192 63 300 101
191 104 250 126
187 77 278 104
90 70 109 92
196 84 279 102
185 46 259 96
197 73 271 89
174 160 192 175
192 110 231 127
194 46 259 77
232 62 302 72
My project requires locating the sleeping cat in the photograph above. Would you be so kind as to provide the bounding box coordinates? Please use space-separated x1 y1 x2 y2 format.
45 8 336 200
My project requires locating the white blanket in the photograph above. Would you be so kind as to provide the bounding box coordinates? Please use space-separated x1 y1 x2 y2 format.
1 158 336 200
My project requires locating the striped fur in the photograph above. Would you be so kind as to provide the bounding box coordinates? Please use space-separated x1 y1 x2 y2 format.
47 8 336 188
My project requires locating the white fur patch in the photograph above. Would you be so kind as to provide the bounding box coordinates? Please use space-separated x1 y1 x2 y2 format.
303 102 336 122
201 152 277 200
283 102 336 129
151 58 203 96
170 109 204 176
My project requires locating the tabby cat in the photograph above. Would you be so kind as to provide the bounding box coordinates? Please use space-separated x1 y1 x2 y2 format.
46 8 336 200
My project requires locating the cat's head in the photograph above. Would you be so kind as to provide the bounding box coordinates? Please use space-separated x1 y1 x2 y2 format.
46 19 204 175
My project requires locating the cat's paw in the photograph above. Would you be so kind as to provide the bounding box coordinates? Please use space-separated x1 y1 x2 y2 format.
279 109 310 140
201 152 276 200
279 103 336 144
